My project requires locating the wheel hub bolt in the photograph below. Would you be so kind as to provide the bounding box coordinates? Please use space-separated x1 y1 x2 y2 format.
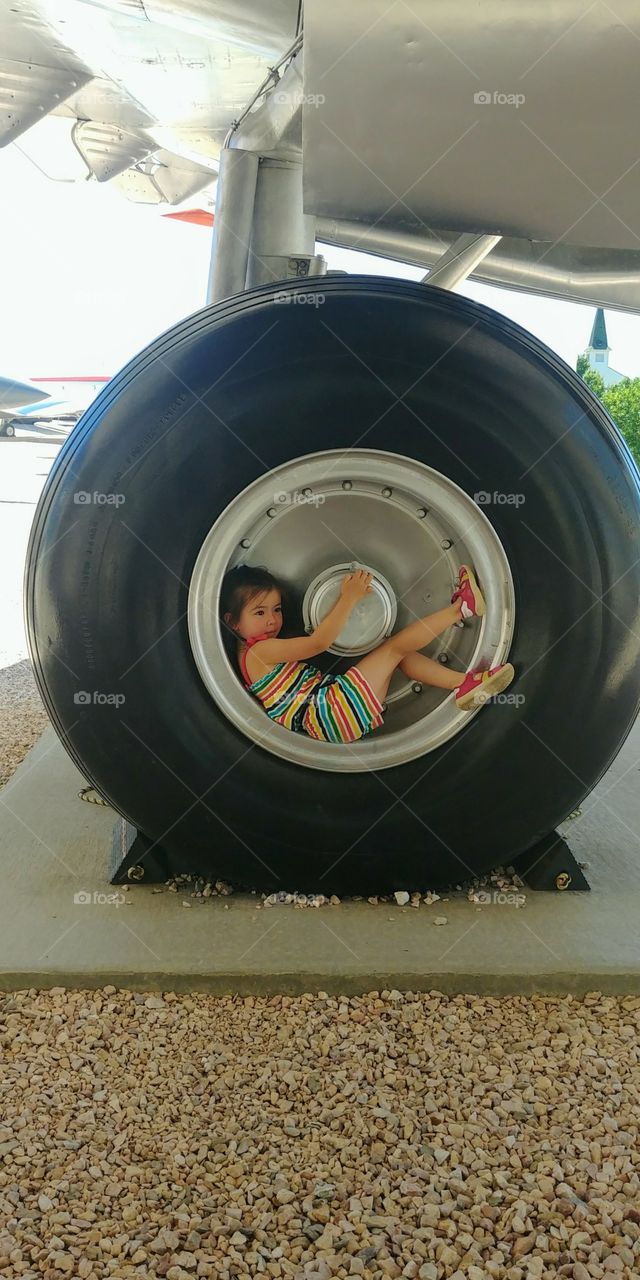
441 538 453 549
438 653 449 664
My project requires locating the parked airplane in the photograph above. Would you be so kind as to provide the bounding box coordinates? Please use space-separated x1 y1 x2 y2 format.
1 376 110 435
0 374 50 436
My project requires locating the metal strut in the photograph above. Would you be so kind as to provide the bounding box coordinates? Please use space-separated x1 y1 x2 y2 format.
422 232 503 291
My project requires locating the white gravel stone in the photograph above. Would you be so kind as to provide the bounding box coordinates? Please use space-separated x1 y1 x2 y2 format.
0 988 639 1278
0 659 49 787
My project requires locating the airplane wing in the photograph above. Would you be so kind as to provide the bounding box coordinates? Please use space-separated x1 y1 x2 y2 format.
11 377 111 419
10 398 76 420
0 0 302 203
1 0 639 308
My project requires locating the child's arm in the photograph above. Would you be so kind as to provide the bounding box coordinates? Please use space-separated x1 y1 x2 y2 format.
253 573 372 664
251 634 325 664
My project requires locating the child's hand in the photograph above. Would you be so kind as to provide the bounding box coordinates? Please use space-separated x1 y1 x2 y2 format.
340 568 374 607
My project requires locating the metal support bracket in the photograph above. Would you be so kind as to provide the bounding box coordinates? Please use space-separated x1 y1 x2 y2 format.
110 817 172 885
511 830 591 892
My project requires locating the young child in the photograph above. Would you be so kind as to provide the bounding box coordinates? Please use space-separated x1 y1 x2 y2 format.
220 563 515 744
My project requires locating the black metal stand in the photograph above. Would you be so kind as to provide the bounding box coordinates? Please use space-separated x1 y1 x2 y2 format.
110 818 173 884
511 830 590 891
111 819 590 892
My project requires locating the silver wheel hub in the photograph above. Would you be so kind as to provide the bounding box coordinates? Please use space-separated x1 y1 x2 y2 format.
302 562 397 657
187 449 516 772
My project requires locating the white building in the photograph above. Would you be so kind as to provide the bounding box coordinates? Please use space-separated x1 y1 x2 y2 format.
583 308 626 387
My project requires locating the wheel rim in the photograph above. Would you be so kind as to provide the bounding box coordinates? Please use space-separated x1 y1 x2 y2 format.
187 448 516 772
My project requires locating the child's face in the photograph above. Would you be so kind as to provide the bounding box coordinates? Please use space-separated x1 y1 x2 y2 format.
229 589 283 641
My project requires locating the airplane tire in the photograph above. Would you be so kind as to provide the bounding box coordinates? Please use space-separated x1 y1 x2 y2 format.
24 276 640 893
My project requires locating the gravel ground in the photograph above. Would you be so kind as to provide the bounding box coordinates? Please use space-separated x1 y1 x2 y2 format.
0 660 49 790
1 988 639 1280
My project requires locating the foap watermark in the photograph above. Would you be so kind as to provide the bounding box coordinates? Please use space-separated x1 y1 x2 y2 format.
273 291 325 307
491 692 525 707
474 89 525 109
471 889 526 907
74 490 125 506
73 889 126 908
273 489 326 508
474 490 525 507
272 90 325 108
74 690 125 707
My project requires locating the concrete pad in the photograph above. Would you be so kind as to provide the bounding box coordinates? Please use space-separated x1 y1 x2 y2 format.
1 719 640 996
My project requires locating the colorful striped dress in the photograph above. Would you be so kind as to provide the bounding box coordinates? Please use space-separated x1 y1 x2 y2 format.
239 632 385 743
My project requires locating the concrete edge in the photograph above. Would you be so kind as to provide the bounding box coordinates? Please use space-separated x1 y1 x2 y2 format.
1 971 639 997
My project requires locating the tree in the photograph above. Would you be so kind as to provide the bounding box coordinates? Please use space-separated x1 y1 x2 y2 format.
575 354 640 471
602 379 640 469
576 351 606 397
583 368 606 398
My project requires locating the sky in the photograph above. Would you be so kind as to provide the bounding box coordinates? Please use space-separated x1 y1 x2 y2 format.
1 141 639 382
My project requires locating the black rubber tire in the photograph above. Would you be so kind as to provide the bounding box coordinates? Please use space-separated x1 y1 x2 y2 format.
24 276 640 894
1 422 16 437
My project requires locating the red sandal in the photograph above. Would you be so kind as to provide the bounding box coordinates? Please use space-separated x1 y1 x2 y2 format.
451 564 486 619
455 662 515 710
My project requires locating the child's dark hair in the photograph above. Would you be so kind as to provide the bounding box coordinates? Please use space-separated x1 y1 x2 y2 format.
220 563 291 676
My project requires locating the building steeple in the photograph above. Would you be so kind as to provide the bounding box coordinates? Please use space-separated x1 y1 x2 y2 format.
588 307 609 351
584 306 624 387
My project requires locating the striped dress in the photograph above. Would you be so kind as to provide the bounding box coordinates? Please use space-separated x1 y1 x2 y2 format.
239 632 385 743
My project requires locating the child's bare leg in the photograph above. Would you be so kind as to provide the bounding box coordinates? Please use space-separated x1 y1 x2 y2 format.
353 601 463 704
398 650 465 690
390 600 464 655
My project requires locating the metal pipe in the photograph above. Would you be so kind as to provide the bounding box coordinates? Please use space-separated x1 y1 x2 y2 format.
315 217 640 313
206 147 260 304
207 50 307 303
245 157 318 289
